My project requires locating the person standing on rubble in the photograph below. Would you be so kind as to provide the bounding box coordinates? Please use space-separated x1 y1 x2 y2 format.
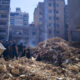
3 40 9 60
8 41 13 59
12 40 18 59
18 43 24 57
57 54 63 67
26 45 31 59
36 50 42 61
21 45 26 57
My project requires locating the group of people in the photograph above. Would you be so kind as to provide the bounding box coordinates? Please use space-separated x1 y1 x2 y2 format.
0 40 63 67
0 40 31 60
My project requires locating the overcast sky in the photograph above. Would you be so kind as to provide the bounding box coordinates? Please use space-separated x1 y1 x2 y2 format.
10 0 67 23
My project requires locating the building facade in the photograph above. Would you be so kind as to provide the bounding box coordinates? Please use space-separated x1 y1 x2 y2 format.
29 24 38 47
10 8 29 27
0 0 10 40
34 2 45 42
64 5 69 40
44 0 65 39
68 0 80 42
34 2 44 27
9 26 30 46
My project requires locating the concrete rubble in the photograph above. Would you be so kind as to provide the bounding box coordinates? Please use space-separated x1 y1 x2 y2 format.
34 37 80 65
0 57 79 80
0 37 80 80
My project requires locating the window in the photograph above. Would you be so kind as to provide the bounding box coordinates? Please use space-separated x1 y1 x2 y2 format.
54 23 59 30
48 23 52 27
32 32 36 35
1 14 8 18
49 16 52 20
48 9 52 13
56 4 59 7
0 30 6 32
54 16 59 21
0 5 9 11
39 18 42 21
16 31 23 35
48 3 52 7
2 0 10 4
39 12 42 15
49 30 52 34
24 23 27 25
54 3 59 7
0 21 7 25
56 10 59 13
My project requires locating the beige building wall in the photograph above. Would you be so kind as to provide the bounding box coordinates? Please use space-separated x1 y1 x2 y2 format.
34 2 44 27
45 0 65 39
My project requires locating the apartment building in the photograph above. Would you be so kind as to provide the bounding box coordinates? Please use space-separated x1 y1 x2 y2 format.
44 0 65 39
10 8 29 27
29 24 38 47
0 0 10 40
9 8 29 45
68 0 80 42
9 25 30 46
64 5 69 40
34 2 45 42
34 2 44 27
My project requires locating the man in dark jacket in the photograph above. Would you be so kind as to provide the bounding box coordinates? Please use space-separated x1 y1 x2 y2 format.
26 45 31 59
18 43 24 57
12 40 18 59
3 40 9 60
57 54 63 67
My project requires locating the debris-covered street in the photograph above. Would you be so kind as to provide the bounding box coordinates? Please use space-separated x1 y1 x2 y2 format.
0 38 80 80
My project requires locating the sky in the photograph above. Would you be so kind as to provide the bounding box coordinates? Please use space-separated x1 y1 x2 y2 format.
11 0 67 23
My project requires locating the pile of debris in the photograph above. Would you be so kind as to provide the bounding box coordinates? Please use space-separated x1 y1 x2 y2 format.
34 37 80 64
0 37 80 80
0 57 80 80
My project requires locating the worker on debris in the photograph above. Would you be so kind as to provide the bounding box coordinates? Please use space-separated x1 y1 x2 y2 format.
21 45 26 57
36 50 42 61
12 40 18 59
26 45 31 59
18 43 24 57
3 40 9 60
8 41 13 59
57 54 63 67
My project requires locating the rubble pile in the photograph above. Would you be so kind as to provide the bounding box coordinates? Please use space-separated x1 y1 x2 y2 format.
0 37 80 80
34 37 80 64
0 57 80 80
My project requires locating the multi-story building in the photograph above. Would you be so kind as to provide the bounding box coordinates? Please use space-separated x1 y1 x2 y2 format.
9 26 30 46
29 24 38 47
0 0 10 40
44 0 65 39
34 2 44 27
9 8 29 46
64 5 69 40
34 2 45 42
10 8 29 27
68 0 80 42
